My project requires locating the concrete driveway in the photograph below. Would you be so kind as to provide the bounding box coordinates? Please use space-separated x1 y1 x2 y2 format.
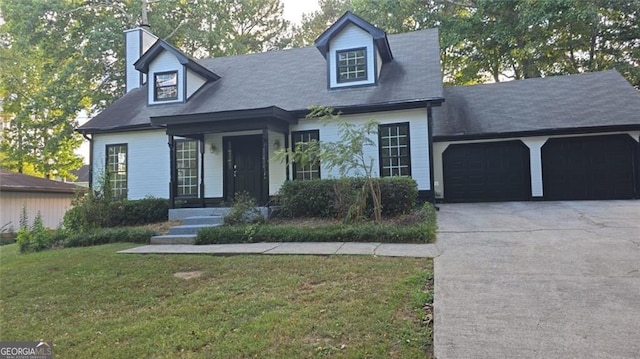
434 201 640 358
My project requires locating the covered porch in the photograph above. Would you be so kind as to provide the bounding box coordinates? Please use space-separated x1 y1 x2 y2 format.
151 106 298 208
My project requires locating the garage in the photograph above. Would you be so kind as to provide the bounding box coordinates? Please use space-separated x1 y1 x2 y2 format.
542 134 637 200
443 140 531 202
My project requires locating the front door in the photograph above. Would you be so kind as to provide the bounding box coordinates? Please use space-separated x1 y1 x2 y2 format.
224 135 263 203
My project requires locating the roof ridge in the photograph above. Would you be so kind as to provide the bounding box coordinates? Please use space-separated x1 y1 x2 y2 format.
446 69 622 91
196 28 439 64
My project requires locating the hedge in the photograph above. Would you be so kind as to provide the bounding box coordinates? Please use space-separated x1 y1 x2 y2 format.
277 177 418 218
197 203 437 244
119 198 169 226
64 227 155 247
64 196 169 233
196 223 433 244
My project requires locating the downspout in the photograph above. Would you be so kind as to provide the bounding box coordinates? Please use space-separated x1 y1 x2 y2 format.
426 103 439 210
81 132 93 190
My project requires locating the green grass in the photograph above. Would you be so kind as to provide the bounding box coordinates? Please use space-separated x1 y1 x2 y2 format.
0 244 433 358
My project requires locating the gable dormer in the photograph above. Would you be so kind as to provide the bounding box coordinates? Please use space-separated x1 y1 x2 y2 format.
133 40 220 105
314 12 393 89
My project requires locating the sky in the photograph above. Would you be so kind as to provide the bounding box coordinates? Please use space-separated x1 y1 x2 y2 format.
281 0 320 24
76 0 320 163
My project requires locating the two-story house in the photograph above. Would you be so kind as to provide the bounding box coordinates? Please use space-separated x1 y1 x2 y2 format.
78 12 640 208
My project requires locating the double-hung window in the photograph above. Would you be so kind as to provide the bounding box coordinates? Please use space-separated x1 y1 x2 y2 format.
337 48 367 83
154 71 178 101
176 140 198 197
106 144 128 199
292 130 320 180
379 123 411 177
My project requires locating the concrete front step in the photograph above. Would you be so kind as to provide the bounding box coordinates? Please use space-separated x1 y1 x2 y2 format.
168 223 222 235
169 207 271 221
151 215 224 244
150 234 196 245
169 208 232 221
182 216 224 226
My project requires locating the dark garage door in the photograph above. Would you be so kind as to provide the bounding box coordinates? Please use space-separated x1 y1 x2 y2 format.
443 140 531 202
542 134 636 200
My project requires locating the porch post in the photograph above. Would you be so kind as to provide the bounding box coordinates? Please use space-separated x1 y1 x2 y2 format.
168 135 176 209
426 104 437 206
262 129 270 205
200 136 205 207
285 130 290 181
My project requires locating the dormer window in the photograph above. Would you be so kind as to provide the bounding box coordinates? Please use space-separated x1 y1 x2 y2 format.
154 71 178 101
314 12 393 89
134 39 220 105
337 48 367 83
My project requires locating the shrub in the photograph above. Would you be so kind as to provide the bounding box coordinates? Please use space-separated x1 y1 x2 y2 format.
63 195 169 234
120 197 169 226
224 192 265 225
17 211 53 253
63 175 114 233
64 227 155 247
378 177 418 216
277 177 418 219
277 179 337 218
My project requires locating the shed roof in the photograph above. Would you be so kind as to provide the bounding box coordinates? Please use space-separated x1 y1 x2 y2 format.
0 170 84 194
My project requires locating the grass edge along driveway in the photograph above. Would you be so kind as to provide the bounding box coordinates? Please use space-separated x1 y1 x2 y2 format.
0 243 433 358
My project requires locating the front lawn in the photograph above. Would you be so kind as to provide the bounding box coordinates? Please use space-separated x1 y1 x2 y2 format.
0 244 433 358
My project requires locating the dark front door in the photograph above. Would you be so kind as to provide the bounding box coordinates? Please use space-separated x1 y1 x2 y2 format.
224 135 263 202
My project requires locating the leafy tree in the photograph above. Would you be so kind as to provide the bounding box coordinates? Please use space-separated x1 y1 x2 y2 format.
274 107 383 223
0 0 114 178
0 0 290 178
294 0 639 87
146 0 290 57
291 0 352 46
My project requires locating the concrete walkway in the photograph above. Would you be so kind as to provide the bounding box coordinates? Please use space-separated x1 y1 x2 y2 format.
434 200 640 359
119 241 440 257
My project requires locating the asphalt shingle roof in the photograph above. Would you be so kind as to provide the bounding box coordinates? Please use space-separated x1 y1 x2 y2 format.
0 170 84 194
71 165 90 183
80 28 443 133
434 70 640 138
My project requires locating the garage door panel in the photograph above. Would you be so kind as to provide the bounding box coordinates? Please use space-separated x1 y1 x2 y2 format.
542 134 635 200
443 140 531 202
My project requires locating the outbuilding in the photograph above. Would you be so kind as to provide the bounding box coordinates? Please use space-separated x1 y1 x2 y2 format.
0 170 84 232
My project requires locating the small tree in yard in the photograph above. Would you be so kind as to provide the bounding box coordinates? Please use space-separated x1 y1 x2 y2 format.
274 106 383 223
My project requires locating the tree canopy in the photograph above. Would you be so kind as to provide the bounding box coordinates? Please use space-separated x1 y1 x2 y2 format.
293 0 640 87
1 0 637 178
0 0 289 178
